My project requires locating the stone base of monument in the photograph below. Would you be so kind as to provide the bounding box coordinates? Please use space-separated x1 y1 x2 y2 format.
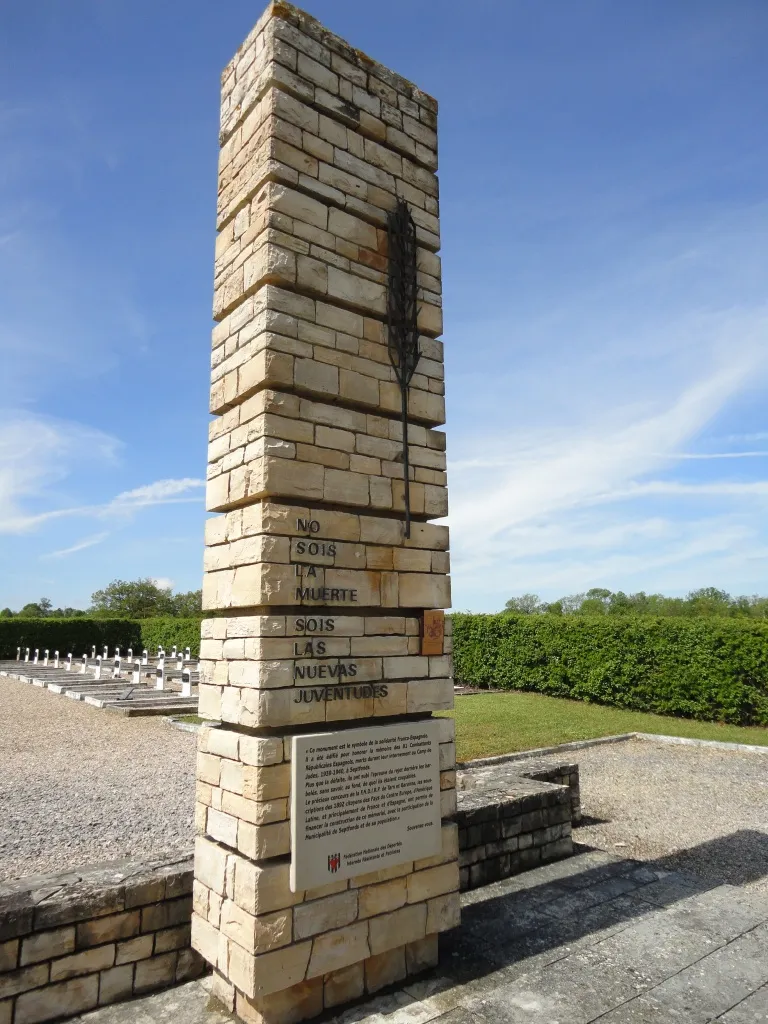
0 757 580 1024
207 936 438 1024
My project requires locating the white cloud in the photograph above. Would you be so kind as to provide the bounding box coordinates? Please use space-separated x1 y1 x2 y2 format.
108 479 205 509
0 412 204 535
447 294 768 610
43 532 109 560
0 414 120 533
450 342 766 543
152 577 174 591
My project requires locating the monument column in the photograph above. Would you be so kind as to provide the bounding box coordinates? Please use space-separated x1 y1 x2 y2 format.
192 4 457 1021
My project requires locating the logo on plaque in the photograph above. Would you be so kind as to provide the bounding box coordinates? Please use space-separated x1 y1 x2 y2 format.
327 853 341 874
421 609 445 656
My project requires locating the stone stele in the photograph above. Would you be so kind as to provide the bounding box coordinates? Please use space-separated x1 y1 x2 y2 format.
191 4 458 1023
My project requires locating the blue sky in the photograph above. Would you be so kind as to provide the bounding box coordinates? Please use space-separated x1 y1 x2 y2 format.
1 1 768 613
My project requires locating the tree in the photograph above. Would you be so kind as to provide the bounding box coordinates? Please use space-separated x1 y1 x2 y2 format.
171 590 203 617
686 587 732 616
0 608 13 618
19 603 44 617
90 579 175 619
504 594 544 614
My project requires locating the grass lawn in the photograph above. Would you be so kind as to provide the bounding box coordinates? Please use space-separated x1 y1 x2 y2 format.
438 690 768 763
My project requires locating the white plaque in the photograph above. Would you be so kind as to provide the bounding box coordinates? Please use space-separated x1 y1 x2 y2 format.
290 720 442 891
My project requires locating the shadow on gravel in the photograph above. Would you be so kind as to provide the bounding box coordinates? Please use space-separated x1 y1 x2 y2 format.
649 828 768 886
437 832 768 989
573 813 611 827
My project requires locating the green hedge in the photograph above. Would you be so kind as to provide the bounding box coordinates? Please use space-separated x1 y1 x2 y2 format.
0 618 202 660
0 619 141 660
452 613 768 726
138 618 203 658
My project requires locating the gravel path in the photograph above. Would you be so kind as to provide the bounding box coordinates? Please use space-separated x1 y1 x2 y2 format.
574 737 768 891
0 676 197 881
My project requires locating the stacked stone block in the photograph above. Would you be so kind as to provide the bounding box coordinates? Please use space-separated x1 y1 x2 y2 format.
192 5 456 1022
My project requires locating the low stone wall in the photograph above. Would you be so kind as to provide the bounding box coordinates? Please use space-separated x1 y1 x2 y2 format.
455 760 579 890
0 856 205 1024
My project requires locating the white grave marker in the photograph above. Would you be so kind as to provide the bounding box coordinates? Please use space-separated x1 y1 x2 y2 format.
290 720 441 891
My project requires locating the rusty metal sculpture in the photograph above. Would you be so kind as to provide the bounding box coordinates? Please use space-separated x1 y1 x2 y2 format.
387 199 420 537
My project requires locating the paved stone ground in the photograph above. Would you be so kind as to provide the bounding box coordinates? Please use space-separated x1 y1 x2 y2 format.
68 847 768 1023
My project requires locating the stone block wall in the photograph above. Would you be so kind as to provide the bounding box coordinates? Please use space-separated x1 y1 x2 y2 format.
455 761 580 891
193 4 457 1023
0 857 204 1024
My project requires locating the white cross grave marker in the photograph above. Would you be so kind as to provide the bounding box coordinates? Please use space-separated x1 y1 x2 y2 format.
181 667 192 697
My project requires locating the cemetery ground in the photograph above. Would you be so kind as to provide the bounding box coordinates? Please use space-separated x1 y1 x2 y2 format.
2 678 767 1020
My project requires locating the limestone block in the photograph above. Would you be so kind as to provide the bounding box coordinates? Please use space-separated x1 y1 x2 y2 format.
240 734 285 766
236 977 323 1024
49 944 115 983
425 891 461 934
222 792 288 827
234 859 304 917
203 725 240 760
323 962 364 1008
242 762 291 801
305 921 369 979
20 926 75 965
207 808 239 848
76 911 140 948
0 939 18 972
220 901 291 956
357 877 406 919
0 965 49 1002
405 934 439 974
237 820 291 860
231 939 312 998
368 904 426 955
14 976 99 1024
97 964 134 1006
293 890 358 940
406 678 454 713
364 947 405 993
195 836 228 895
406 863 459 904
115 934 154 965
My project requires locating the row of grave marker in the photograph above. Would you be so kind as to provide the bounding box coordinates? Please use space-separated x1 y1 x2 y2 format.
14 646 197 697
